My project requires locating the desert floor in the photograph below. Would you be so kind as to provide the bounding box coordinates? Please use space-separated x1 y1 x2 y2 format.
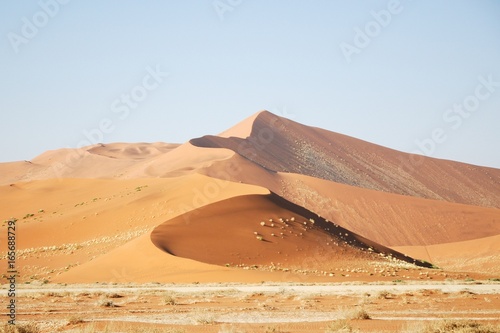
4 280 500 333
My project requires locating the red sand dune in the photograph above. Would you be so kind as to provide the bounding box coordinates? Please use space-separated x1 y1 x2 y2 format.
276 173 500 247
1 110 499 282
191 111 500 209
394 234 500 275
150 192 429 271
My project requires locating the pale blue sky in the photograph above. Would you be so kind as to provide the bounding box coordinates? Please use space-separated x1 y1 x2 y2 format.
1 1 499 168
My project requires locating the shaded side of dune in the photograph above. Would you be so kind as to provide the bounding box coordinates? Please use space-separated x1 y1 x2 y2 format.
190 111 500 209
151 192 434 270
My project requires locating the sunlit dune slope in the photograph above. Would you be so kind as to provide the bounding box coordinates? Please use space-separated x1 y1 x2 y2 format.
394 234 500 275
0 142 235 184
0 174 268 283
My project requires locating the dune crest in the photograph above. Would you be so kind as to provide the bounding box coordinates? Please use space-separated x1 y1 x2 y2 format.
191 110 500 209
1 110 499 283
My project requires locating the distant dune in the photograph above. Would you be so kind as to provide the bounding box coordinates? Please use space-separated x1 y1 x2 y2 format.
1 110 499 283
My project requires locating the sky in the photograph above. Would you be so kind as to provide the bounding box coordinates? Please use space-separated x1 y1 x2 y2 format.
1 0 500 168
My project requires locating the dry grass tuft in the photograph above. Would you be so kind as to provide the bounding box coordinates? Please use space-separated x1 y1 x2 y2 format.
0 323 41 333
339 306 371 321
325 319 356 333
264 326 286 333
407 320 500 333
345 307 371 320
193 312 216 325
377 290 394 299
66 315 85 325
97 298 117 307
162 294 177 305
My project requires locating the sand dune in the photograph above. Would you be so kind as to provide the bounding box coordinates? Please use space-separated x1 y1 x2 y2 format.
0 142 232 184
191 111 500 209
85 142 179 159
54 232 281 284
194 153 500 247
150 192 428 271
0 175 269 283
217 111 263 139
276 173 500 247
394 234 500 275
0 110 498 283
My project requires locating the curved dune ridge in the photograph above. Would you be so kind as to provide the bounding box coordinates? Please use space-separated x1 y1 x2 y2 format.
0 110 499 283
150 192 432 270
194 159 500 248
191 110 500 209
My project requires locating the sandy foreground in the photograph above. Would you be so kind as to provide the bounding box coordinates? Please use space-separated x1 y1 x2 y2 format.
2 281 500 332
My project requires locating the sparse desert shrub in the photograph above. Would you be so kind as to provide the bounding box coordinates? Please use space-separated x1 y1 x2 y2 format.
408 320 500 333
97 298 116 307
193 312 216 325
163 294 177 305
377 290 393 299
325 319 356 333
458 290 477 298
345 307 370 320
67 316 85 325
128 329 186 333
1 323 41 333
